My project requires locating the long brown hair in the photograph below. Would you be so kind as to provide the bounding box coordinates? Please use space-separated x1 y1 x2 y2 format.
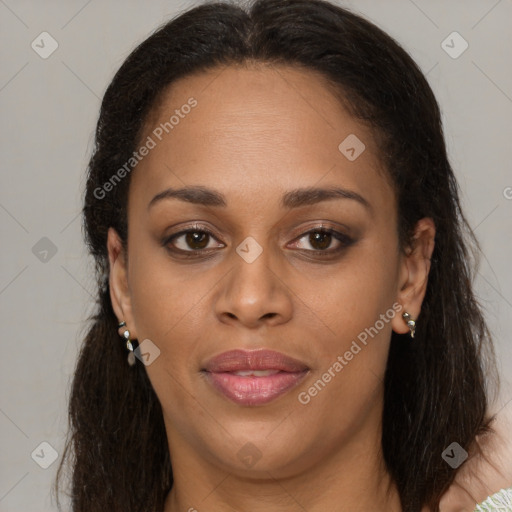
55 1 498 510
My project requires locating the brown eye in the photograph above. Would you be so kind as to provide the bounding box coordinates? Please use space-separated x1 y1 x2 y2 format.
289 227 355 257
308 230 333 250
184 231 209 250
164 227 224 254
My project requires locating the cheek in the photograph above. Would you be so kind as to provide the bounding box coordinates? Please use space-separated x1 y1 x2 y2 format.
299 239 398 404
127 250 209 415
127 217 204 327
127 240 209 372
308 238 398 344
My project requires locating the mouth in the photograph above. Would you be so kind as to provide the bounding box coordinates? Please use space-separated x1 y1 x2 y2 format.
202 349 309 406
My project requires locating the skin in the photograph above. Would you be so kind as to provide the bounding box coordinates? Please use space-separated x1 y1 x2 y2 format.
108 63 437 511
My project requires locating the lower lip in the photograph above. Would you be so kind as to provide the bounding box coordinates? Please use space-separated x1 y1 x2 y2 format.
203 371 308 406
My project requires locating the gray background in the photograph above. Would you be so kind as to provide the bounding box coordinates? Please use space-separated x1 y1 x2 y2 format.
0 0 511 510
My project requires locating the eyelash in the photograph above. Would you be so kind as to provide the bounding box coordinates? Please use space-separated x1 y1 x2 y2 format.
162 224 355 258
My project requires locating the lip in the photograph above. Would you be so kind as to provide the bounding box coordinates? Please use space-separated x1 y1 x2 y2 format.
202 349 309 406
204 349 309 373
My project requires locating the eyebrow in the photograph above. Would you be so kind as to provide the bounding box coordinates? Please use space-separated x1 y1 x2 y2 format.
148 185 372 212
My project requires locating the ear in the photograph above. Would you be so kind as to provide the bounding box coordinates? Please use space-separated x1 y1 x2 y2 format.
107 227 138 340
391 217 436 335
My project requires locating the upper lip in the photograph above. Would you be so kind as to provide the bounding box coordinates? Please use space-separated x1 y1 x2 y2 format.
203 349 309 373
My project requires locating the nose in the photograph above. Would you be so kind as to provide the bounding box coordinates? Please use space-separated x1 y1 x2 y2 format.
214 249 294 329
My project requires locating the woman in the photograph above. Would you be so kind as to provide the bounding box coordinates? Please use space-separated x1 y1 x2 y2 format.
55 0 511 510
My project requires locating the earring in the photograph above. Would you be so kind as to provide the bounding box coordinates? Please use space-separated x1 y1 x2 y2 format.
402 312 416 339
118 321 138 366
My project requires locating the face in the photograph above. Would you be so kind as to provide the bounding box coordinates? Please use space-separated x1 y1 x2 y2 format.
108 63 434 479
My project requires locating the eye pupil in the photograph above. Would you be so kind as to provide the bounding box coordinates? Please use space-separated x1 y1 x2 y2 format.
310 231 331 250
186 231 209 249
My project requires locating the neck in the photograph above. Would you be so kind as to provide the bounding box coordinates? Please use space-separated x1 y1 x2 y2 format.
162 407 402 512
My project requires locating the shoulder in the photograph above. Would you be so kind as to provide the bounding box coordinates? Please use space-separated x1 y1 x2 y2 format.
439 404 512 511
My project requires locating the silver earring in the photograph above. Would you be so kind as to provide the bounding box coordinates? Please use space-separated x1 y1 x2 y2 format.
402 312 416 339
119 321 136 365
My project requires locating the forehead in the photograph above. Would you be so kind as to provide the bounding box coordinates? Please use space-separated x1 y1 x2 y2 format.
131 63 393 215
